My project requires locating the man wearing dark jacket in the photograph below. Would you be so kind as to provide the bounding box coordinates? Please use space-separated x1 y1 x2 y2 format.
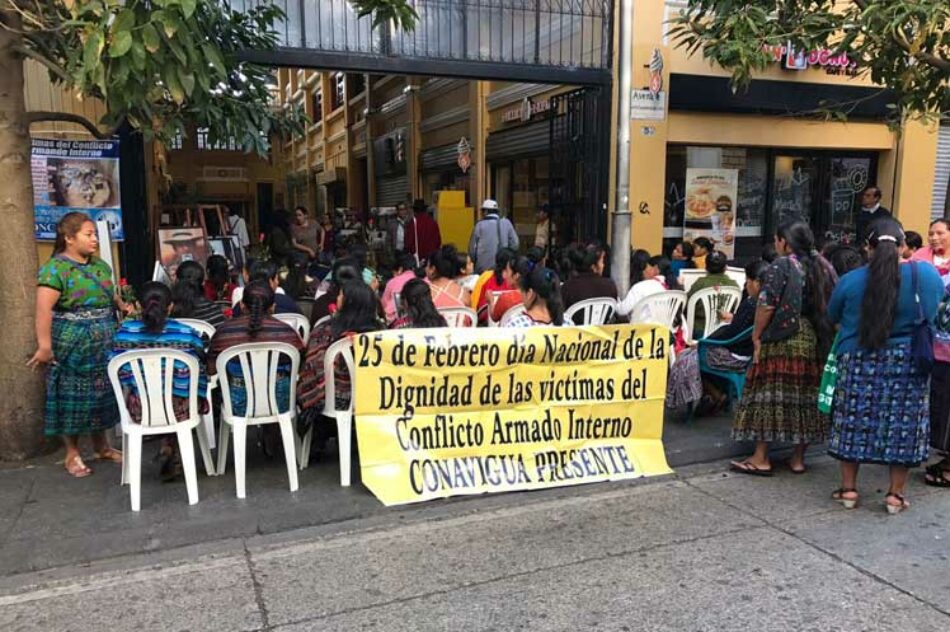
856 186 891 247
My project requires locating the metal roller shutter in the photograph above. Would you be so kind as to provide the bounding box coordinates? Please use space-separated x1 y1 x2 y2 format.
420 143 475 172
933 125 950 220
376 175 409 207
485 121 549 161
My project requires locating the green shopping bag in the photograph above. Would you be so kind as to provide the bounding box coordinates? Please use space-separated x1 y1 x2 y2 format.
817 334 840 414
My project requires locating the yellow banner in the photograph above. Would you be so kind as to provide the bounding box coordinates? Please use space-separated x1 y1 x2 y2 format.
353 324 672 506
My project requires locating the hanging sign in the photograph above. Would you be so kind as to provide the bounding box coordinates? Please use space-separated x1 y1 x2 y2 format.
456 137 472 174
352 325 672 506
684 168 738 257
31 137 124 241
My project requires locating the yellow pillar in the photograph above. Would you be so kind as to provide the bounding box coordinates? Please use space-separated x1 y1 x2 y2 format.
886 119 940 235
471 81 489 207
627 0 669 254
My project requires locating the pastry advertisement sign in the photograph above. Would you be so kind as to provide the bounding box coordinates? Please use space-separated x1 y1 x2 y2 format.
31 138 123 241
684 168 738 257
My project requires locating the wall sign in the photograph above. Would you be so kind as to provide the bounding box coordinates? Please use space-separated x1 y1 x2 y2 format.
763 43 858 76
502 97 552 123
630 90 666 120
648 48 664 97
31 137 124 241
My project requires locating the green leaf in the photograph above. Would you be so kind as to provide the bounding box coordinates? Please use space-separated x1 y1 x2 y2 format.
83 32 102 68
202 43 226 77
109 30 133 57
164 65 185 104
179 0 197 20
159 12 180 38
112 8 136 34
129 40 146 71
142 23 161 53
177 67 196 96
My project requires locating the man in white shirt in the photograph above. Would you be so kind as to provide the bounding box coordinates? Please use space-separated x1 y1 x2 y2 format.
227 207 251 256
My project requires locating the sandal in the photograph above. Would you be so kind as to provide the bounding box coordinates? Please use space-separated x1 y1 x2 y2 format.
831 487 859 509
64 454 92 478
729 460 773 477
884 493 910 515
93 447 123 463
924 464 950 488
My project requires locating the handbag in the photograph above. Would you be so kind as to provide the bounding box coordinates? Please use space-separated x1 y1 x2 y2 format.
910 261 935 373
817 333 840 414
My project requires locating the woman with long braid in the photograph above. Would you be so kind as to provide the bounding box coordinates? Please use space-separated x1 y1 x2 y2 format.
208 281 305 418
730 221 838 476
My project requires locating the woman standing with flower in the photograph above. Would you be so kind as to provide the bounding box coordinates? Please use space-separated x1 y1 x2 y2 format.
27 212 128 477
827 220 943 513
729 222 837 476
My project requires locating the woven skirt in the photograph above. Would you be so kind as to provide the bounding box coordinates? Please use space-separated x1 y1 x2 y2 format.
930 362 950 453
732 319 826 443
828 345 930 466
666 347 702 409
44 308 120 437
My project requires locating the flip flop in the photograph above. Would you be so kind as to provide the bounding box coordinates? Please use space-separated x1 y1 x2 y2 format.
729 460 773 477
93 447 123 463
64 454 93 478
924 464 950 488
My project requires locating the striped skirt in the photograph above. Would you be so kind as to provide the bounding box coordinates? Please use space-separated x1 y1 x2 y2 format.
44 308 120 437
829 344 930 466
732 319 826 443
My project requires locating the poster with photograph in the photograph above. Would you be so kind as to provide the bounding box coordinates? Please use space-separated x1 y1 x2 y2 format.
31 138 123 241
208 235 245 272
157 227 209 280
684 168 738 258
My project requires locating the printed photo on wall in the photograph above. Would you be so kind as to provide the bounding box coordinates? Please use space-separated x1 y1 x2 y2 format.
157 227 209 280
684 168 738 258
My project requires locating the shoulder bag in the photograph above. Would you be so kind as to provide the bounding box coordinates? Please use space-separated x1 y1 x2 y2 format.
910 261 935 373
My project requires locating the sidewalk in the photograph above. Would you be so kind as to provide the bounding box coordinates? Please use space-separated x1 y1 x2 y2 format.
0 411 746 577
0 453 947 631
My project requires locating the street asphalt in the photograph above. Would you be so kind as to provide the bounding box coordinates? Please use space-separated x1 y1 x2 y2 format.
1 413 948 631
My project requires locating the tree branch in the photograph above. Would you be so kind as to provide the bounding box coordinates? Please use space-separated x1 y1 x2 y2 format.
24 111 118 139
12 44 69 82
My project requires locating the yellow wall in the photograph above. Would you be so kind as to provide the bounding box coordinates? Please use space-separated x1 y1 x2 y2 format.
625 0 938 253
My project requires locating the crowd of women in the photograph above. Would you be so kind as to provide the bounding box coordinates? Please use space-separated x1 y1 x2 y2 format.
28 209 950 515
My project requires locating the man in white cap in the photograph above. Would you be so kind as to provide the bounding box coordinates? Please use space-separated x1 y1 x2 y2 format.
469 199 519 273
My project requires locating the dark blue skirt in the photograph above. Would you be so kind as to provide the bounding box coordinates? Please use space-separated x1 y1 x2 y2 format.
828 344 930 466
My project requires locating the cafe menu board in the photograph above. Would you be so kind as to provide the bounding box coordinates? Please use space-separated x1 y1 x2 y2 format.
31 138 124 241
684 168 738 258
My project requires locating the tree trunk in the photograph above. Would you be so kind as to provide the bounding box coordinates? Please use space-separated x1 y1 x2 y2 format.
0 9 46 459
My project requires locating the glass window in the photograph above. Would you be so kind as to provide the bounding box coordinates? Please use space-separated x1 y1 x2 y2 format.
664 145 767 236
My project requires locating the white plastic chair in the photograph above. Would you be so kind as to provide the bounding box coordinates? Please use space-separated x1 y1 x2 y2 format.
438 306 478 327
678 269 705 293
686 286 742 343
274 313 311 344
107 349 215 511
298 338 355 486
629 290 687 329
313 314 332 330
725 266 746 288
215 342 301 498
486 291 504 327
564 297 618 326
499 303 528 326
174 318 216 341
174 318 218 449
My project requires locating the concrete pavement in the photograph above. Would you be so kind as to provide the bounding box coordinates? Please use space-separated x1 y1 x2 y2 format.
0 412 746 577
1 454 949 631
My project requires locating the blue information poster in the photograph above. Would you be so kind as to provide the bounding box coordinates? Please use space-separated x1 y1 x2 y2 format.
31 137 123 241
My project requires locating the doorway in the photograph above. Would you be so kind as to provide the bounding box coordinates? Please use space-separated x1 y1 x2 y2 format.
770 152 877 245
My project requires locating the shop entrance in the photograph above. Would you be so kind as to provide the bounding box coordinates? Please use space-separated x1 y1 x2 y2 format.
770 152 878 245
